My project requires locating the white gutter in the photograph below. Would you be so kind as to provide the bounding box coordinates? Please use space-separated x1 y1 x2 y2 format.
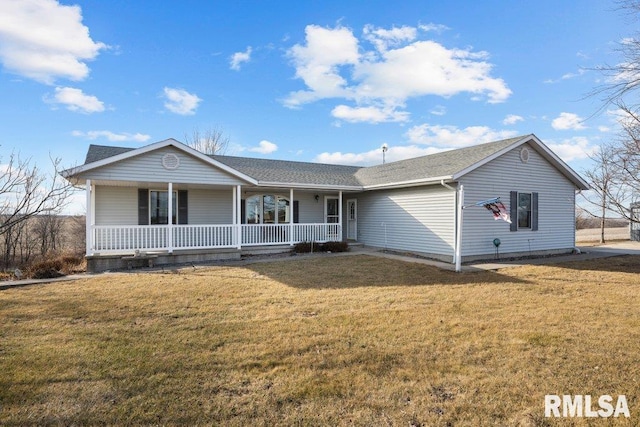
363 175 453 190
256 181 361 191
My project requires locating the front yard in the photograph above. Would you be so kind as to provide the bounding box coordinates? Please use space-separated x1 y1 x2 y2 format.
1 255 638 425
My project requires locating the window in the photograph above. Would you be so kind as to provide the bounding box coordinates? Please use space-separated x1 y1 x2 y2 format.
245 194 290 224
150 191 177 225
510 191 538 232
263 195 276 223
325 197 339 223
517 193 532 229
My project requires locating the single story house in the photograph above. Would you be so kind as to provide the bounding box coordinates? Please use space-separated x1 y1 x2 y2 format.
62 134 589 272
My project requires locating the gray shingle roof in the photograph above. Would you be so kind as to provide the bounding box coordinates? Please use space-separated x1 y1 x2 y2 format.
81 136 533 188
85 144 134 164
211 155 362 187
354 136 523 186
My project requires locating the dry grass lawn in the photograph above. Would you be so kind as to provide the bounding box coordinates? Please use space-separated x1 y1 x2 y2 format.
1 254 639 426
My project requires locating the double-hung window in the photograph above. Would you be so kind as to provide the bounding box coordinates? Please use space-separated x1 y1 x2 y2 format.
150 191 177 225
517 193 532 229
510 191 538 232
325 197 339 223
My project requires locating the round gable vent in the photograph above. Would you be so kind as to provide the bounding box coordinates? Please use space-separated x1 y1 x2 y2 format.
162 153 180 170
520 147 530 163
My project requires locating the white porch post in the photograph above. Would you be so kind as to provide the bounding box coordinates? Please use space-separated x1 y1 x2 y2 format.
85 179 93 256
338 190 343 241
231 187 238 244
455 184 464 273
168 182 173 253
289 188 294 246
236 185 242 249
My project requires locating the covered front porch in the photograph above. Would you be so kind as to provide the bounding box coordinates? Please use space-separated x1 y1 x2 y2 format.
85 179 347 256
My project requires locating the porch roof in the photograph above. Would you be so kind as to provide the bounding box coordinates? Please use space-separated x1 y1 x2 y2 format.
71 134 589 190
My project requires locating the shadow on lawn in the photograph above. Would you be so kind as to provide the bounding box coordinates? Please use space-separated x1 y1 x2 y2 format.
544 254 640 275
245 254 530 289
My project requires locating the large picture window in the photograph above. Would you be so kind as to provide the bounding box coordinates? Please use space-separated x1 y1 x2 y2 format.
246 195 290 224
150 191 177 225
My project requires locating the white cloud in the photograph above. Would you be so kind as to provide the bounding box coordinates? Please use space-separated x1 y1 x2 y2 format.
285 25 359 108
363 24 417 52
419 23 450 33
429 105 447 116
46 86 104 113
284 24 511 120
315 144 445 166
405 124 518 148
72 130 150 142
598 125 611 132
503 114 524 125
551 112 586 130
248 140 278 154
0 0 107 84
545 69 587 84
163 87 201 115
331 104 409 123
230 46 252 70
546 137 597 161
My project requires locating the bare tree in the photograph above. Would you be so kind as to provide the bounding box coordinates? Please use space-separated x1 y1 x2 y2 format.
184 127 229 155
0 152 74 267
33 214 65 255
581 142 623 243
587 1 640 232
69 214 86 255
591 1 640 108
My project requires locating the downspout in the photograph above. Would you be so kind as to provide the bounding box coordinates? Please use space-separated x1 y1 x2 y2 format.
441 180 463 272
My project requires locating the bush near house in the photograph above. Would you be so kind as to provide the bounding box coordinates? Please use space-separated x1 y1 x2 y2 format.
23 254 85 279
293 240 349 253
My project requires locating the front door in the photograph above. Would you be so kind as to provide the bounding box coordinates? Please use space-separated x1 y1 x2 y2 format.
347 199 357 240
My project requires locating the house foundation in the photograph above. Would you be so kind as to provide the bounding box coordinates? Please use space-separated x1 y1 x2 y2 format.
86 248 242 273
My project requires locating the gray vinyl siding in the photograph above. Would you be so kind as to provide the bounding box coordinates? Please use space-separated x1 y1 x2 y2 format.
460 143 577 258
356 186 456 257
295 191 325 223
80 146 245 185
95 186 234 225
188 189 233 224
95 186 138 225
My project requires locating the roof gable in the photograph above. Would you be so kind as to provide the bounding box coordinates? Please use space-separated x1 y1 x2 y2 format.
63 138 258 185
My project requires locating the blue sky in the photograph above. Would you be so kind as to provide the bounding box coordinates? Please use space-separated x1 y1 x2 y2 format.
0 0 631 213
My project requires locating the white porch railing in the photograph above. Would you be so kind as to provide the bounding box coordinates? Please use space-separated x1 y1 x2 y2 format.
91 223 341 254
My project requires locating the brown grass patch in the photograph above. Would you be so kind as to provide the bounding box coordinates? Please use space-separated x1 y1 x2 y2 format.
1 254 639 425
